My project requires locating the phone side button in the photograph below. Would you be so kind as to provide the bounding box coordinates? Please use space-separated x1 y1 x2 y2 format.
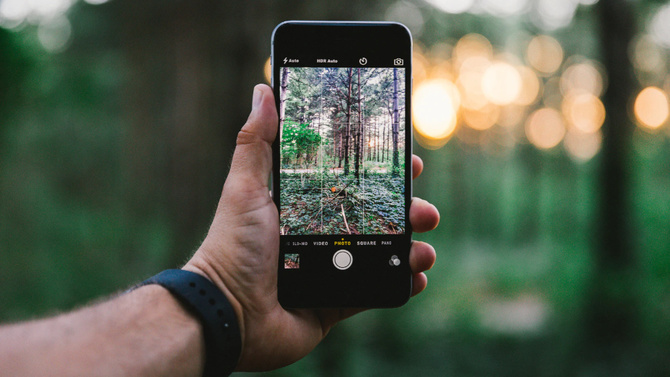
333 249 353 270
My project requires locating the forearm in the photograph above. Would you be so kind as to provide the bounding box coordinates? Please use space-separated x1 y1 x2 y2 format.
0 285 204 377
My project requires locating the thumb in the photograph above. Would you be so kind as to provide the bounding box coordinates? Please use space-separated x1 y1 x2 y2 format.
226 84 278 191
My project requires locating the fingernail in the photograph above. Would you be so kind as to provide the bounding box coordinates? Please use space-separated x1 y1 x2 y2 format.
252 86 263 109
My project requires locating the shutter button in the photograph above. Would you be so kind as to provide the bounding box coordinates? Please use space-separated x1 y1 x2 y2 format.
333 250 353 270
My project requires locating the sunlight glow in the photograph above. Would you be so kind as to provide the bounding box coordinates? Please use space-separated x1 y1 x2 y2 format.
634 87 669 130
413 79 460 141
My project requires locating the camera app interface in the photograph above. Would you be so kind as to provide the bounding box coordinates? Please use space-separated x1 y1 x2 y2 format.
278 65 407 236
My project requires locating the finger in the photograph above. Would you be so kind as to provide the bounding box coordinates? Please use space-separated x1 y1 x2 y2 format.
409 241 435 297
410 197 440 233
409 240 436 274
412 155 423 180
411 273 428 297
227 84 278 190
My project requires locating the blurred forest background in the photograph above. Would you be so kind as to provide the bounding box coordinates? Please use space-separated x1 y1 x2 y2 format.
1 0 670 376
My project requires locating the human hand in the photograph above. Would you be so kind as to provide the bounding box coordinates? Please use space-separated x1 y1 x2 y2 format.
184 84 439 371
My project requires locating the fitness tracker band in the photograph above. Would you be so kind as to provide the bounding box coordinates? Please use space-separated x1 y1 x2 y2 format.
136 269 241 377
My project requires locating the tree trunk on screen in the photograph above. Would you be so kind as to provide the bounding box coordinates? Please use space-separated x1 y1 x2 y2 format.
355 68 362 182
279 67 289 127
391 67 400 177
344 68 353 176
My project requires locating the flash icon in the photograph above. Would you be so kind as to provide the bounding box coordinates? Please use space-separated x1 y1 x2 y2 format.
284 57 288 64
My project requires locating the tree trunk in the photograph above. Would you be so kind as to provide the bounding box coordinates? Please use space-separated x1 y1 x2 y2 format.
583 0 637 370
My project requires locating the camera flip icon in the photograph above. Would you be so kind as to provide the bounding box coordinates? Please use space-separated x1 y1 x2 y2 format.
394 58 404 66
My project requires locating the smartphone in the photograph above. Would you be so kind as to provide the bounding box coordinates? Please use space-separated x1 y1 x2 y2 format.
271 21 412 308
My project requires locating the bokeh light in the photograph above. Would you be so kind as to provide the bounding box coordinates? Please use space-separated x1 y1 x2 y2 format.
479 0 530 17
562 92 606 133
457 56 490 110
482 61 522 105
37 16 72 52
453 34 493 67
426 0 475 15
406 31 606 160
0 0 74 29
413 78 460 144
498 105 526 130
533 0 579 30
413 45 429 85
560 60 605 97
430 59 456 82
634 86 669 130
564 128 602 162
525 108 566 149
650 4 670 49
526 35 563 75
515 65 542 106
630 34 665 76
462 104 499 131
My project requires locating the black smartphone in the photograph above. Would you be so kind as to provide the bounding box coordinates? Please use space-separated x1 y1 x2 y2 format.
271 21 412 308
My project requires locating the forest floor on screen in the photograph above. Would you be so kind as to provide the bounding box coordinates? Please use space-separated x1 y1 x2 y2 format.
280 170 405 235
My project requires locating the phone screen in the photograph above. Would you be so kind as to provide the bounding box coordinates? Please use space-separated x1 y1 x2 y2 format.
272 22 412 308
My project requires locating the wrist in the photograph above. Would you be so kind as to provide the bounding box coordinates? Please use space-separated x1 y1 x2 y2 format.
136 269 242 376
131 285 206 375
182 261 246 353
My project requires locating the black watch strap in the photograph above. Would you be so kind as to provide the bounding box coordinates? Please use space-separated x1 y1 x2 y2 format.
137 269 241 377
